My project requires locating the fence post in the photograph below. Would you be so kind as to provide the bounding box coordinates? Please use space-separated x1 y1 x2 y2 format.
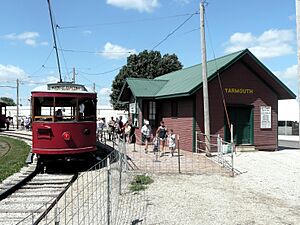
217 134 221 163
107 158 111 225
119 141 123 195
55 206 60 225
195 131 197 153
177 135 181 173
230 124 234 177
123 139 128 172
31 212 35 224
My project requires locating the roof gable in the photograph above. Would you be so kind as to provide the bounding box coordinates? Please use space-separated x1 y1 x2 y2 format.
154 50 244 98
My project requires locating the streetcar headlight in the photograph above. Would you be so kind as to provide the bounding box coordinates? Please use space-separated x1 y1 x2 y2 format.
62 131 71 141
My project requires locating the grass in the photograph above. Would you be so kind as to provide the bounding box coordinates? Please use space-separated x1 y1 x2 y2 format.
129 174 154 192
0 136 31 182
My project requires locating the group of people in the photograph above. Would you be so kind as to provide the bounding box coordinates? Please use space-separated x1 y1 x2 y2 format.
3 116 31 131
141 120 176 157
97 116 176 157
97 116 136 143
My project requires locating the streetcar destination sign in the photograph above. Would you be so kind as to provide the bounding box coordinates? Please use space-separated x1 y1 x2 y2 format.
48 83 86 91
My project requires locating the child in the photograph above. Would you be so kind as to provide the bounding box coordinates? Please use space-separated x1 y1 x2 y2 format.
152 135 159 157
168 129 176 157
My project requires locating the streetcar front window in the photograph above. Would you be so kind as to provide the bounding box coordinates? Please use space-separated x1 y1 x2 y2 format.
32 96 96 122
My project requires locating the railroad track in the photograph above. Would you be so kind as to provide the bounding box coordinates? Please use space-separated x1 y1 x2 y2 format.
0 131 78 225
0 131 32 145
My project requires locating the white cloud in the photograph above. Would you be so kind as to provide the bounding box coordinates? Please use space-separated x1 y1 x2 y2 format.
27 75 59 87
174 0 190 4
101 42 136 59
2 92 13 98
99 87 112 96
0 64 28 82
24 39 37 46
274 65 297 79
82 30 92 36
106 0 159 13
3 32 39 40
98 87 112 105
274 65 298 95
289 14 295 21
224 29 295 59
2 31 47 47
40 41 49 46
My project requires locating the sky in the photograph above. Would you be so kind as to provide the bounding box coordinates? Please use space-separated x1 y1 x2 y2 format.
0 0 297 106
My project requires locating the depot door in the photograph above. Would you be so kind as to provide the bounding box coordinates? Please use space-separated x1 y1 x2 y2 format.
225 106 254 145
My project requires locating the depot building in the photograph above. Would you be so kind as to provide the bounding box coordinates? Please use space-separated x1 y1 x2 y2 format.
118 49 295 151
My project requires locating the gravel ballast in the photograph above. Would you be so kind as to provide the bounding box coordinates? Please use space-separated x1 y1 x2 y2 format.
145 150 300 225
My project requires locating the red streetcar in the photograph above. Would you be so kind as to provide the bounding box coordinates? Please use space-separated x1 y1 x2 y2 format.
0 101 7 129
31 82 97 161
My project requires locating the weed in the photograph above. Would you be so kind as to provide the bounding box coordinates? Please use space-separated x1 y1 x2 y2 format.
129 174 153 192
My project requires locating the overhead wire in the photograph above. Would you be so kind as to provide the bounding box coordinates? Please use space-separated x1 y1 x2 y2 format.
57 12 197 30
204 8 232 133
54 22 71 81
29 48 54 77
58 48 133 55
78 66 123 76
28 9 199 87
151 11 199 50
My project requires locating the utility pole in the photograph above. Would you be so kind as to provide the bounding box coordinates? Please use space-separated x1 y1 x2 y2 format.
200 1 211 156
16 79 19 129
72 67 76 83
296 0 300 148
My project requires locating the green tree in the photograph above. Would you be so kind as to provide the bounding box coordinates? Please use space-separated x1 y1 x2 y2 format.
0 97 16 106
110 50 183 110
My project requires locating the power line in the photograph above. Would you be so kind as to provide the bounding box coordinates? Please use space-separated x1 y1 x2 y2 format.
57 13 196 30
53 13 71 81
58 48 134 55
0 85 16 88
78 66 123 76
204 6 231 133
151 11 199 50
29 48 54 77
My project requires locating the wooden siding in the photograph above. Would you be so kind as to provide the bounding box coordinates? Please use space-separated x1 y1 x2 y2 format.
195 60 278 150
158 98 194 151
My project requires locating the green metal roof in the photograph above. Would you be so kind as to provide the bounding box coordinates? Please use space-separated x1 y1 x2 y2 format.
120 49 295 100
126 78 168 98
153 50 244 98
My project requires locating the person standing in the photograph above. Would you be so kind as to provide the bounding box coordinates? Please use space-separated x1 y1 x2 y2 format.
168 129 176 157
156 121 168 157
117 115 125 139
107 117 115 141
141 120 151 153
124 120 132 143
24 116 31 131
97 118 105 141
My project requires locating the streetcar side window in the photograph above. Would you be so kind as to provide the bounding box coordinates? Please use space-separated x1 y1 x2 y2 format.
32 97 54 121
78 98 96 121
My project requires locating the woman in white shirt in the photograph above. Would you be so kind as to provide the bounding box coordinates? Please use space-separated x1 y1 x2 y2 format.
141 120 151 153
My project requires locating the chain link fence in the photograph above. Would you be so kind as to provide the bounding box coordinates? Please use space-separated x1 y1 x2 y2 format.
17 139 147 225
195 131 237 176
16 129 237 224
99 130 233 177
